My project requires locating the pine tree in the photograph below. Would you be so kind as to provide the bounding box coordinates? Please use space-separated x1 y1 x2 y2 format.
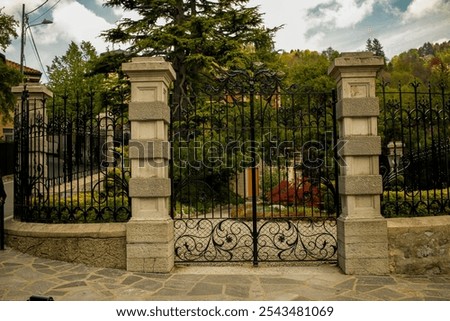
366 38 386 67
366 38 373 53
372 38 385 58
102 0 278 105
418 42 434 57
321 47 339 62
366 38 385 58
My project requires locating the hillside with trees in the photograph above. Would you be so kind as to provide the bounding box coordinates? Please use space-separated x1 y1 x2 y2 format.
276 39 450 93
381 41 450 91
277 48 337 92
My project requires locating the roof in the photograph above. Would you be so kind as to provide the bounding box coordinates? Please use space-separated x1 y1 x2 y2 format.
6 59 42 76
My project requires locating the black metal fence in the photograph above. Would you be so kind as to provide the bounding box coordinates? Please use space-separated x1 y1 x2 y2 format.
0 142 14 176
0 170 5 250
170 68 339 263
14 88 131 223
379 81 450 217
0 195 4 250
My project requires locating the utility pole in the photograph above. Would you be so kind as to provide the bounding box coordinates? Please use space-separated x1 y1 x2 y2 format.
20 3 25 75
19 3 52 77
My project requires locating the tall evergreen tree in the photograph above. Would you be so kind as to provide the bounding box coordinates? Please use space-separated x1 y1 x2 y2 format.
321 47 339 62
372 38 385 58
418 42 434 57
366 38 373 53
366 38 385 58
102 0 278 104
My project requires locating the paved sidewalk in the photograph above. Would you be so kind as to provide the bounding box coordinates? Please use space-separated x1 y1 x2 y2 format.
1 247 449 301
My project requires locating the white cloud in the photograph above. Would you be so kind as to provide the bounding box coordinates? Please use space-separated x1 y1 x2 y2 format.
403 0 448 20
4 0 450 76
3 0 114 53
2 0 45 16
433 37 450 44
33 0 113 53
249 0 330 51
3 0 116 80
307 0 376 29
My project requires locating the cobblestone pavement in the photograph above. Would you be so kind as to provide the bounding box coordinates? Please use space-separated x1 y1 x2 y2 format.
1 247 450 301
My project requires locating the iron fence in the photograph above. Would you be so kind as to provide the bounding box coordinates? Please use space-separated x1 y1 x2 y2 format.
0 143 14 176
0 170 5 250
14 87 131 223
379 81 450 217
0 198 4 250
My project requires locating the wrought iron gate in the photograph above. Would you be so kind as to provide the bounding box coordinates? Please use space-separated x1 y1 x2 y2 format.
170 67 339 264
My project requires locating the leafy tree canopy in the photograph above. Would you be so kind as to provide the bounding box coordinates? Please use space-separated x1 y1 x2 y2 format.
47 41 130 114
0 60 23 122
47 41 101 96
0 7 18 52
278 49 336 92
0 8 22 121
102 0 279 101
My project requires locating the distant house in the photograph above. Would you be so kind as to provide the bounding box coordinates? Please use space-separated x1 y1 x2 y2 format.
0 53 42 142
6 59 42 84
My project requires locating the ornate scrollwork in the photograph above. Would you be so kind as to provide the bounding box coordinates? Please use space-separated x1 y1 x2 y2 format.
257 218 337 261
174 219 253 262
174 218 337 262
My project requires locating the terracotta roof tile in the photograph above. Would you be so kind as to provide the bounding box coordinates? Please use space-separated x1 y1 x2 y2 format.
6 59 42 76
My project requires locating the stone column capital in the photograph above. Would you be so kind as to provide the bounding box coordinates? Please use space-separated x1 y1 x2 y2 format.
11 84 53 100
328 52 385 81
122 57 176 88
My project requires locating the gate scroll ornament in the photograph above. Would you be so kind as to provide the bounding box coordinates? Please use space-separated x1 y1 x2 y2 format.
171 65 339 264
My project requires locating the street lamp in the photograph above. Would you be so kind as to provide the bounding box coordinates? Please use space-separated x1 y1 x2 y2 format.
19 3 53 76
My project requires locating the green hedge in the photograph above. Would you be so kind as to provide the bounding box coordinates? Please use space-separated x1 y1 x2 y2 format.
382 189 450 217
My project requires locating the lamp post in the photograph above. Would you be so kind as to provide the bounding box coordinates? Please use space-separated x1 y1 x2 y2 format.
19 3 53 76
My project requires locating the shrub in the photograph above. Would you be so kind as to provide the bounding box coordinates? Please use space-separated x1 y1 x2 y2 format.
381 189 450 217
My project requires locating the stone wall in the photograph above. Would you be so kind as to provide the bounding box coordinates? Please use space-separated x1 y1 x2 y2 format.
5 220 126 269
387 216 450 275
5 216 450 274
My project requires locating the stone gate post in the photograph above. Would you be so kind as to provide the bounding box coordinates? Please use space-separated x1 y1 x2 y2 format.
328 52 389 274
12 84 53 179
122 57 176 273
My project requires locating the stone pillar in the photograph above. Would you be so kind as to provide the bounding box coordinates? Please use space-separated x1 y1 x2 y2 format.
328 52 389 275
122 57 176 273
12 84 53 179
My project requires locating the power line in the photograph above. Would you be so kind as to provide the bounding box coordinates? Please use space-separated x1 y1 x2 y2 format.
27 27 50 82
27 0 49 15
29 0 62 23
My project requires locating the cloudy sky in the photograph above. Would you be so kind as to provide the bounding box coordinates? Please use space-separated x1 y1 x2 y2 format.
2 0 450 82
